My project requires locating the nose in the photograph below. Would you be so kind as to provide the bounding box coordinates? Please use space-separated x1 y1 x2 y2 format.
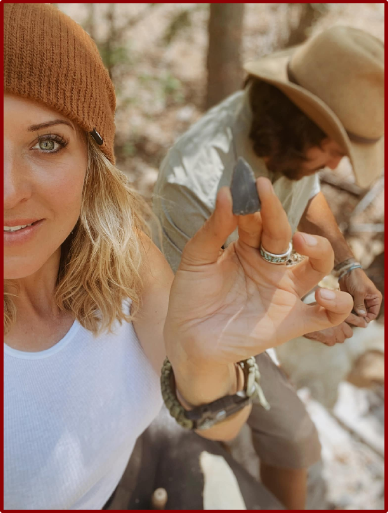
326 155 343 170
4 148 33 210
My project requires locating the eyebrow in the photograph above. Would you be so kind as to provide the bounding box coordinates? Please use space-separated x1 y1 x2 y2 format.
27 120 74 132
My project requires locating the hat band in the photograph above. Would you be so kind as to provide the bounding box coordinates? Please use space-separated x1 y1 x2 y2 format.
286 61 382 145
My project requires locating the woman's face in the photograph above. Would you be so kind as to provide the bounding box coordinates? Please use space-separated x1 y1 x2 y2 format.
4 94 88 279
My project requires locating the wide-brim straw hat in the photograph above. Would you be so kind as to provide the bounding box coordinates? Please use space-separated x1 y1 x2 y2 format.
244 26 384 188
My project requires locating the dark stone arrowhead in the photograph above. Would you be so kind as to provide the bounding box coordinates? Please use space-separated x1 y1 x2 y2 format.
230 157 261 215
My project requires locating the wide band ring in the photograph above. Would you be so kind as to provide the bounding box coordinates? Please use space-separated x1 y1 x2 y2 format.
260 242 293 265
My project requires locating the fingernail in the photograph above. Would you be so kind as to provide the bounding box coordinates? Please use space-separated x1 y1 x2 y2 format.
357 309 366 315
259 178 274 196
320 289 336 300
301 233 318 246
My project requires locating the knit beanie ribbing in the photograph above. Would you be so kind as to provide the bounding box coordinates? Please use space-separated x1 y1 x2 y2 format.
4 3 116 163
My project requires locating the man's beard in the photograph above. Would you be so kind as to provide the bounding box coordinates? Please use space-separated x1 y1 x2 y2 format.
266 158 324 181
280 167 305 181
266 158 305 181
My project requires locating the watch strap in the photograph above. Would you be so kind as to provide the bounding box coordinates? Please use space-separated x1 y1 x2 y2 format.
161 356 270 431
185 391 251 430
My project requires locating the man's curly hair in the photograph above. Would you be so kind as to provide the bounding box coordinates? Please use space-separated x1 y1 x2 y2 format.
247 77 327 178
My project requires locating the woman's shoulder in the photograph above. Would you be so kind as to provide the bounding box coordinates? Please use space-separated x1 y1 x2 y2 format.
137 230 174 295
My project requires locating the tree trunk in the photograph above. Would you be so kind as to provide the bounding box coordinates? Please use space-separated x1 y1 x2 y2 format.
281 4 326 49
205 3 245 110
105 3 116 81
85 4 96 41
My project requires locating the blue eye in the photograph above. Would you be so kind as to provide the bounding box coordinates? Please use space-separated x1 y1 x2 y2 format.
32 135 68 154
39 139 56 151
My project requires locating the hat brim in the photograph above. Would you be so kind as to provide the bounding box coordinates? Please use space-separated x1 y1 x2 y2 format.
244 51 384 188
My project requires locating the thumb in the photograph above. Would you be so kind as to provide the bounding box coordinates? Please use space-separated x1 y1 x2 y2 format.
301 288 353 333
180 187 237 267
352 291 367 317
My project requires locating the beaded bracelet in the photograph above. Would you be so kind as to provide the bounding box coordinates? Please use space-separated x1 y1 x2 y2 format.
333 257 357 273
338 263 362 281
161 356 270 430
333 258 361 278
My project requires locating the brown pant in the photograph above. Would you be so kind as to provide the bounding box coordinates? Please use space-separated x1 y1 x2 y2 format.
248 352 321 469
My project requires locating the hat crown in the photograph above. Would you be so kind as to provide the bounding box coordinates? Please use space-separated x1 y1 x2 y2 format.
290 26 384 139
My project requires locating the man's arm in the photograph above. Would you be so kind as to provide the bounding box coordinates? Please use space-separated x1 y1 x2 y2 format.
152 147 216 272
298 191 352 265
299 191 382 321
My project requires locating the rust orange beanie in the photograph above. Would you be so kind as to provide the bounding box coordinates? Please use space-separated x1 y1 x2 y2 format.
4 3 116 163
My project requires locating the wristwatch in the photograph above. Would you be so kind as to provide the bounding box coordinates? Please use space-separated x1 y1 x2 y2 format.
161 357 270 430
184 391 252 430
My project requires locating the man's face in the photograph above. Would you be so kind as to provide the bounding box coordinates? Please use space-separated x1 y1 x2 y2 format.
281 138 347 181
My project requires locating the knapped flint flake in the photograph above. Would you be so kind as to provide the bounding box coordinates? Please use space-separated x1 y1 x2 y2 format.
230 157 261 215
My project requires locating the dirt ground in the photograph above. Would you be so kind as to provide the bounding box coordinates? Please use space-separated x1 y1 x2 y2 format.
59 4 385 510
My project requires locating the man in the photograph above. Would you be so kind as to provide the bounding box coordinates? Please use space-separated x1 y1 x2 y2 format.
152 26 383 509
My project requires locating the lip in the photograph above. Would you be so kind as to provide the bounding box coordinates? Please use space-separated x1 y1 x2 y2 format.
4 218 41 227
4 219 45 246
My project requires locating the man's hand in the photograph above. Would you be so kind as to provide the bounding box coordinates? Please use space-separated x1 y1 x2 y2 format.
304 322 353 346
303 310 367 346
339 268 382 322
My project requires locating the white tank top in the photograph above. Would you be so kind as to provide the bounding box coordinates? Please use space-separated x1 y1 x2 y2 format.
4 305 163 510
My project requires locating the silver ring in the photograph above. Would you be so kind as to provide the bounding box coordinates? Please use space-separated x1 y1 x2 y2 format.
259 242 293 265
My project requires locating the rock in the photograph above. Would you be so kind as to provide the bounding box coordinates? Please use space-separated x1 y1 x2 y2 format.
346 350 384 388
298 387 384 510
275 321 384 408
230 157 261 215
200 451 247 510
332 382 384 457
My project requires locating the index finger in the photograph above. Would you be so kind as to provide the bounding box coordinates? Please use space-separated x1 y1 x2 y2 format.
345 312 368 328
365 294 382 321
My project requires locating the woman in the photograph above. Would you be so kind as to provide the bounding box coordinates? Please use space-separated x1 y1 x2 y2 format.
4 4 353 510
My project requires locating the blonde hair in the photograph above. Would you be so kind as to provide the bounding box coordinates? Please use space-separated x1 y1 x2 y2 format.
4 136 153 335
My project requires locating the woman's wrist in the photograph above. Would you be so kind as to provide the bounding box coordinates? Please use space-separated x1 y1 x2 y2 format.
169 358 243 408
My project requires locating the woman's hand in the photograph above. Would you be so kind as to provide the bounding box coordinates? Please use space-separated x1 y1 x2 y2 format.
164 177 353 371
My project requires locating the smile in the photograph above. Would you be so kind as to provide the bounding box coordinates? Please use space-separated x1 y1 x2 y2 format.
3 219 44 245
4 222 35 232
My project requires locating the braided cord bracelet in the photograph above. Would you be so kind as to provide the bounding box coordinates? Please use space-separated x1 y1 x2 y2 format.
333 257 357 273
161 356 270 431
338 263 362 281
333 258 362 278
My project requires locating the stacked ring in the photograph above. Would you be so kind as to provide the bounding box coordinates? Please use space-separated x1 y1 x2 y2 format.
260 242 293 265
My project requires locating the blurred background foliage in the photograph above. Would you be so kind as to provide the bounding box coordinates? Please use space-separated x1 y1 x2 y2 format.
56 3 384 179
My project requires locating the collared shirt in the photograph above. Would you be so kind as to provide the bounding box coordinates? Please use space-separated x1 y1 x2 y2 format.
153 88 320 272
